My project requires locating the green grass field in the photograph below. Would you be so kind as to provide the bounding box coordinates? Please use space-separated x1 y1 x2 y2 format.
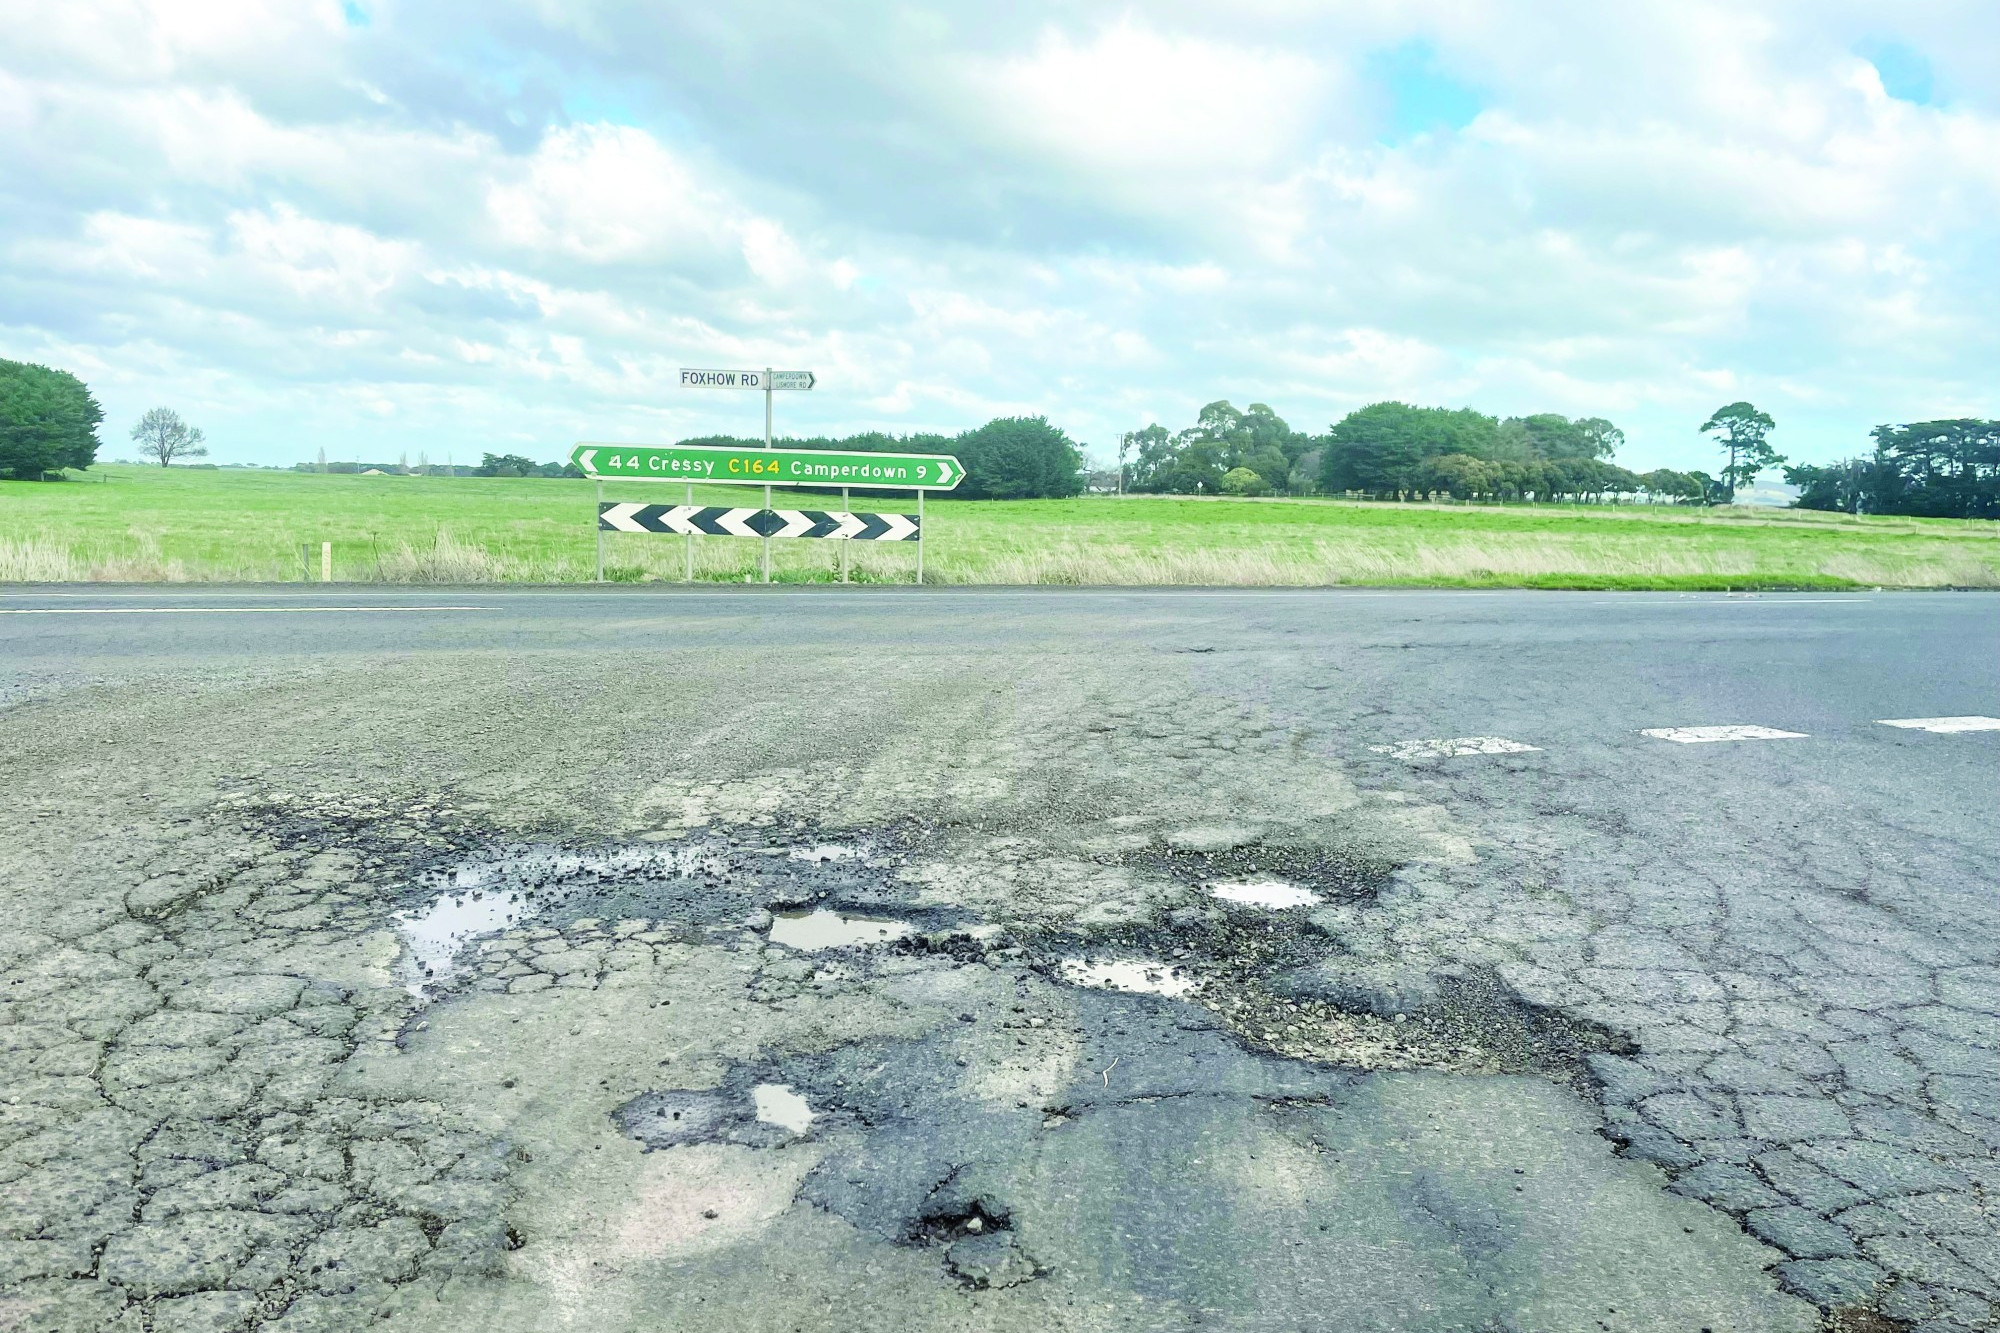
4 463 1997 588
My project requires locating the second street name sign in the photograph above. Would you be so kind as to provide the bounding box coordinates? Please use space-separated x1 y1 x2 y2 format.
573 442 963 491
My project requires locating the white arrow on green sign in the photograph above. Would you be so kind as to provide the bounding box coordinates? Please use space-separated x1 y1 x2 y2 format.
573 442 964 491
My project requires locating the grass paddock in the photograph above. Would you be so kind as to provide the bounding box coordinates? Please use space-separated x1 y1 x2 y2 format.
3 464 1997 588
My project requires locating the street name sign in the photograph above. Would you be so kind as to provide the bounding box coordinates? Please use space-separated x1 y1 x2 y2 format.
679 368 764 389
678 368 815 390
573 443 963 491
599 503 918 541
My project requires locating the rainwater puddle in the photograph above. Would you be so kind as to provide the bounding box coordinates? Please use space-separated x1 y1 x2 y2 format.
768 908 912 951
788 844 859 863
752 1083 815 1134
1060 957 1199 998
1209 880 1322 910
394 888 530 995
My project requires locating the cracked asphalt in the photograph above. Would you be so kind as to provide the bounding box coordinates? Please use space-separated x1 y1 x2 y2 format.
1 586 1994 1333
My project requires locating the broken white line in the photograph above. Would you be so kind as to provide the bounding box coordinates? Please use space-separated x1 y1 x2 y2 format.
1369 737 1542 761
1640 725 1808 743
1877 716 2000 734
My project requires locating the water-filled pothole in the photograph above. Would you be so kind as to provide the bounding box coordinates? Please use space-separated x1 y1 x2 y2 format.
769 908 914 951
1059 957 1199 997
393 887 530 995
383 832 935 997
751 1082 815 1134
1208 879 1321 910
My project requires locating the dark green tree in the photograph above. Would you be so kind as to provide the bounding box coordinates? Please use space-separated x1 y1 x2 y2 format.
953 416 1084 499
1701 401 1782 501
1785 458 1880 514
1865 419 2000 519
1320 403 1499 493
1496 413 1625 462
0 359 103 478
1320 402 1426 493
476 453 538 477
1417 453 1490 497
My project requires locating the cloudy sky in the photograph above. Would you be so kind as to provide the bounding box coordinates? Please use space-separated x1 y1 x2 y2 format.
2 1 1995 471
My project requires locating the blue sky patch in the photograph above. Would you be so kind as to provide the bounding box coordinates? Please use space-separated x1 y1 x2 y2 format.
1857 39 1933 104
1369 41 1484 143
340 1 368 28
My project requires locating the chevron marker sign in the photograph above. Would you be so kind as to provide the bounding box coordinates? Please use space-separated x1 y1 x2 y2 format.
573 443 963 491
599 504 919 541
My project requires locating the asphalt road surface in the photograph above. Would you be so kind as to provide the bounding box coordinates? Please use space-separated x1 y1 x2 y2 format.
2 586 1995 1333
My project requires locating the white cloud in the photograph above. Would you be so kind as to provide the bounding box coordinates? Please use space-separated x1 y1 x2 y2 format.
962 20 1336 181
487 125 745 266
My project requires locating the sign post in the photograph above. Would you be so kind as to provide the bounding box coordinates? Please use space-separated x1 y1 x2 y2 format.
676 367 819 584
586 371 957 586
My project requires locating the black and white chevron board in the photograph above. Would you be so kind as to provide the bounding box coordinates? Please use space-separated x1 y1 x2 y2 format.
598 502 919 542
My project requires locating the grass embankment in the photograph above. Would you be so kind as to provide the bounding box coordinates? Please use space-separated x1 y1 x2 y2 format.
3 464 1997 588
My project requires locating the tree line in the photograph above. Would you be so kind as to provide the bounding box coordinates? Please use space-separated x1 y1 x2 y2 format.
1118 399 1795 504
1785 420 1999 519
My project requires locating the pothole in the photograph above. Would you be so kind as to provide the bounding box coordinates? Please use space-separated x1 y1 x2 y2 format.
788 844 861 863
1130 842 1391 906
751 1082 815 1134
616 1080 814 1150
768 907 914 951
1208 879 1322 909
1059 956 1199 997
393 885 530 995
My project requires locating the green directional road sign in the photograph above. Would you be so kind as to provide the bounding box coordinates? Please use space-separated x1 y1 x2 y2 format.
572 442 964 491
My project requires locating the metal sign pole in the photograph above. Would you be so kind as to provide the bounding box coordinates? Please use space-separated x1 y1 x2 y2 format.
761 366 773 584
840 486 850 584
684 482 694 583
916 488 925 585
594 480 604 582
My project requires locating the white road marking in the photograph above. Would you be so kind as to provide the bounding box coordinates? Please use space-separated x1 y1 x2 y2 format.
1369 737 1542 761
1640 725 1808 743
0 606 482 615
1877 716 2000 734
